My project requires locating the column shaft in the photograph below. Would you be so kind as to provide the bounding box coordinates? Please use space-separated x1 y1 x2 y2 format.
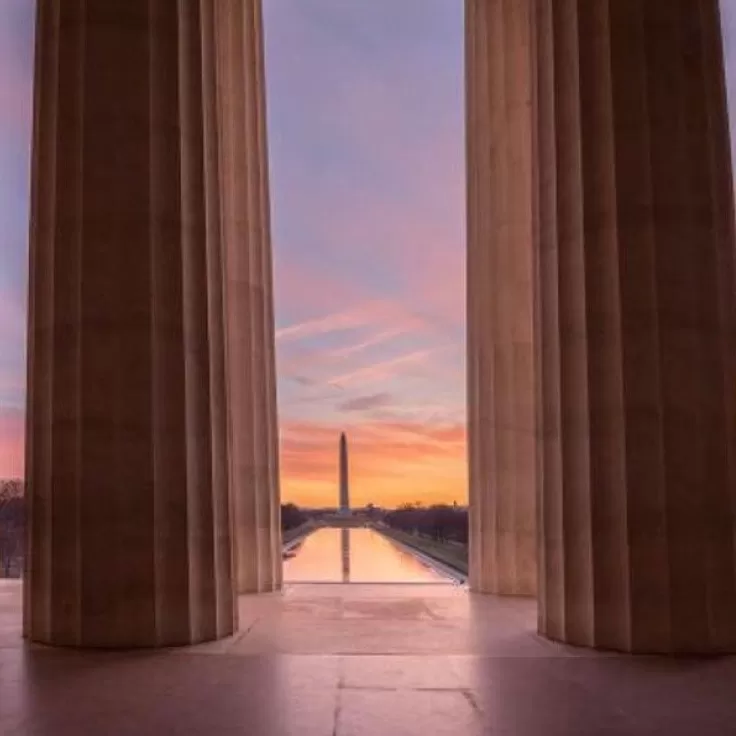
24 0 243 647
216 0 282 594
467 0 538 595
536 0 736 653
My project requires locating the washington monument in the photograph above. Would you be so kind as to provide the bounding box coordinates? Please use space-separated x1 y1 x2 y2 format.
339 432 350 514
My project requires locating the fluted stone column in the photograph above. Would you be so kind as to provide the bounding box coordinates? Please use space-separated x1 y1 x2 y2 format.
467 0 537 596
536 0 736 653
215 0 282 594
24 0 240 647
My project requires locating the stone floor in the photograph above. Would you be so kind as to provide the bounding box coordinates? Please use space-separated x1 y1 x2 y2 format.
2 580 736 735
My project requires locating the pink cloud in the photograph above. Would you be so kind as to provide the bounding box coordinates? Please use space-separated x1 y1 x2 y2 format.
276 308 375 341
338 392 394 412
328 327 407 358
275 298 441 390
327 347 440 387
278 341 439 392
275 299 426 343
276 298 430 342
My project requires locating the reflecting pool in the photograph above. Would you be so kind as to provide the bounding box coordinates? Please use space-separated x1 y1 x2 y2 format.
283 527 450 583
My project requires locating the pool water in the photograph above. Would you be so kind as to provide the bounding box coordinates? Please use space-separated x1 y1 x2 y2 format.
283 527 451 583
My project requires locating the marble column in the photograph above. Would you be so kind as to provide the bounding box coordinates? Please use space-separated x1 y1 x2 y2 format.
466 0 537 596
24 0 239 647
536 0 736 653
215 0 282 593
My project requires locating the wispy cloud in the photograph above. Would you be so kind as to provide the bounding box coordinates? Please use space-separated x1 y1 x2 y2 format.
275 298 441 396
338 392 394 413
328 327 406 358
276 300 428 343
276 307 374 341
327 348 438 388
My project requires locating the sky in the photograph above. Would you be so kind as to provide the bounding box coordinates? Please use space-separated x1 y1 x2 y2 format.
263 1 465 507
2 2 736 508
0 0 466 509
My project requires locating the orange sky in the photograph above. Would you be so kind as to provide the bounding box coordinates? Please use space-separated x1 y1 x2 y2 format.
0 408 23 480
279 420 467 509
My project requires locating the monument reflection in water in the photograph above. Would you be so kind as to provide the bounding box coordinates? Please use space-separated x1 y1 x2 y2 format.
284 528 449 583
341 529 350 583
283 435 450 584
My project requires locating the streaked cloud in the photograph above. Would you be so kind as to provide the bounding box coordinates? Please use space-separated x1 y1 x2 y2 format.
338 392 394 413
328 327 407 359
326 348 439 388
276 300 429 343
276 307 375 341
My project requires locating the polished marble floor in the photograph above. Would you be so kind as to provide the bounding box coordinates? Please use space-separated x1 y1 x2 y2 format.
2 580 736 735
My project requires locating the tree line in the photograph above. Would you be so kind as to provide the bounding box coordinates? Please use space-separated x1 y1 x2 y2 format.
383 503 468 544
0 495 24 578
281 503 307 532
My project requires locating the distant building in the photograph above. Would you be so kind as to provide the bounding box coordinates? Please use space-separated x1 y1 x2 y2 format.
339 432 350 515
